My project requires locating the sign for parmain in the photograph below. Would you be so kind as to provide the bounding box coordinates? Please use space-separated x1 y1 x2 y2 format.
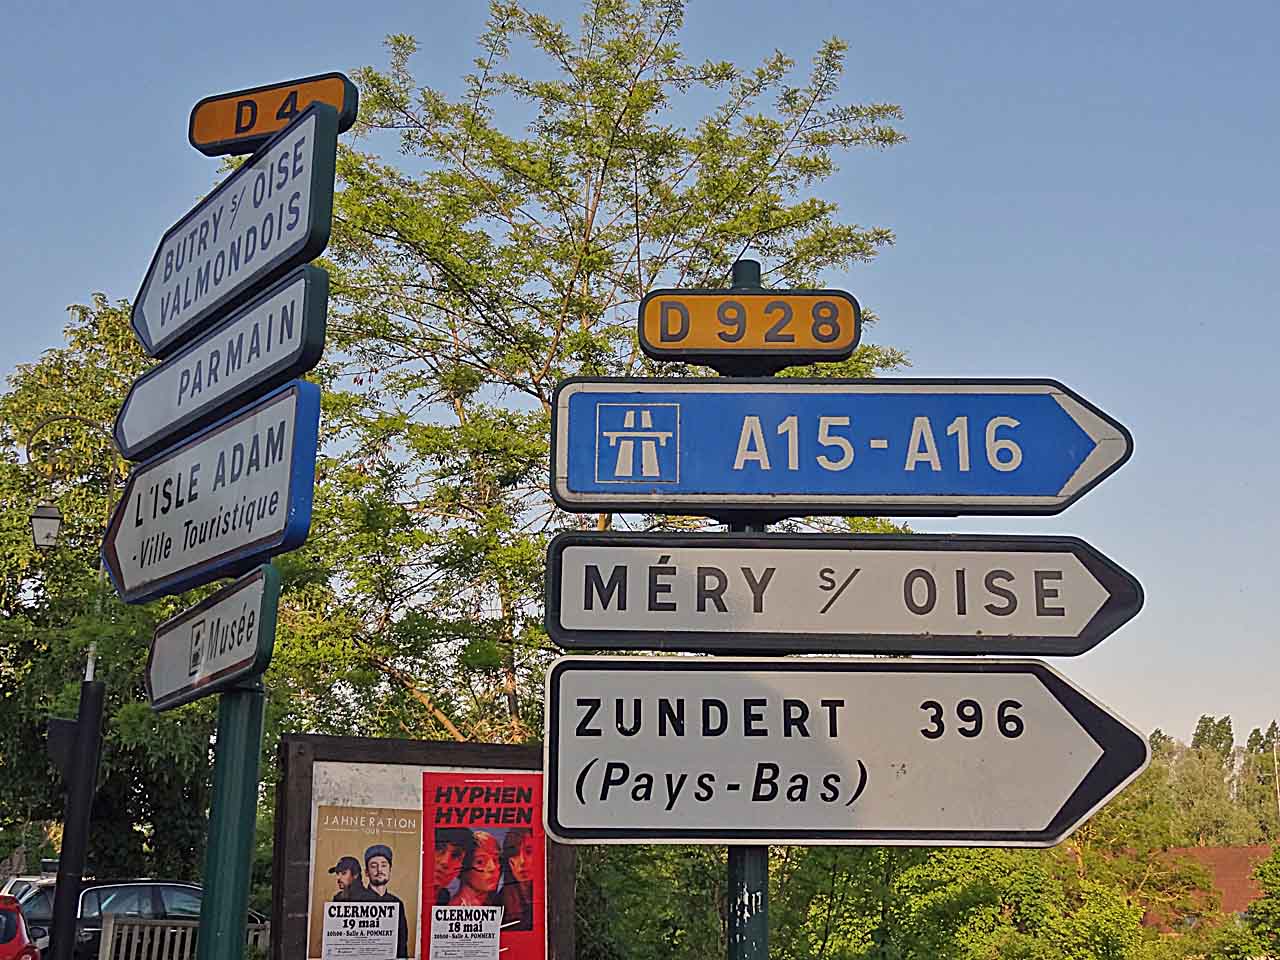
115 266 327 460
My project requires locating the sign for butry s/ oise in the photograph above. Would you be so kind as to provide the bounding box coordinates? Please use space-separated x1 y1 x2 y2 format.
544 657 1149 846
132 103 339 359
188 72 359 156
550 378 1132 518
115 266 327 461
148 564 280 712
638 288 860 373
545 532 1143 656
102 381 320 604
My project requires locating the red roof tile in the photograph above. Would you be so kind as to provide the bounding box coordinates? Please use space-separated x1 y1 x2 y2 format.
1165 845 1272 915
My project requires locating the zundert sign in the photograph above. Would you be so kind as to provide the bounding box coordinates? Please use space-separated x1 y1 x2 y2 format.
544 657 1149 847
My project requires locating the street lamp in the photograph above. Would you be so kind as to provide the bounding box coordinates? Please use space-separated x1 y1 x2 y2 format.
30 502 63 551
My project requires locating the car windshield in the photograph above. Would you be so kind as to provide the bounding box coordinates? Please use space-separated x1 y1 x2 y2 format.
18 887 53 924
0 908 17 944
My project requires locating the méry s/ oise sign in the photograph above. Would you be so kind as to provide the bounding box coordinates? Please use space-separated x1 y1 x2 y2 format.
115 266 327 461
148 564 280 711
545 532 1144 656
550 378 1132 518
188 71 359 157
102 381 320 604
544 657 1149 846
131 103 338 358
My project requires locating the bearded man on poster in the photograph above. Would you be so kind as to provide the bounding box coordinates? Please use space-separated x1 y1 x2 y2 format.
364 843 409 958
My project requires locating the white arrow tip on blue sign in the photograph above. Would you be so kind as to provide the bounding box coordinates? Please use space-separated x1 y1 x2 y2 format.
1052 391 1133 498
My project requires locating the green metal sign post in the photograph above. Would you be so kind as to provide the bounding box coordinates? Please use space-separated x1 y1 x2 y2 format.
196 681 266 960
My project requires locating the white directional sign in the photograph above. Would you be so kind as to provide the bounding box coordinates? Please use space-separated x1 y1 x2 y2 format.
115 266 327 460
148 564 280 711
102 381 320 604
545 658 1149 846
546 532 1143 655
131 103 338 358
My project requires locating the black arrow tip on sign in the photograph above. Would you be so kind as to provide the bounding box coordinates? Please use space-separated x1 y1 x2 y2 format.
1036 664 1150 844
1070 537 1145 655
130 302 153 355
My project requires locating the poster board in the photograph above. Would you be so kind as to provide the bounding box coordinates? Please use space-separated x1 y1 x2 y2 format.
308 803 421 958
273 736 573 960
422 769 545 959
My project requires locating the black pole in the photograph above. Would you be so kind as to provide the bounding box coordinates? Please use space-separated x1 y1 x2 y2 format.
730 259 762 289
49 679 104 960
726 845 769 958
724 257 769 960
725 520 769 959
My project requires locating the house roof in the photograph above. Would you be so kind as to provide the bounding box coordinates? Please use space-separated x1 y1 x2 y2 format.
1167 845 1272 915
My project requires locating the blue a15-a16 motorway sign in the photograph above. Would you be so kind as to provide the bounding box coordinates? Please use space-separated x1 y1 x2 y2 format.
550 378 1133 517
102 380 320 604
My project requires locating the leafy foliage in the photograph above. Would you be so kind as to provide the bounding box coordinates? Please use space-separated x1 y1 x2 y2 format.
1248 847 1280 953
0 296 213 878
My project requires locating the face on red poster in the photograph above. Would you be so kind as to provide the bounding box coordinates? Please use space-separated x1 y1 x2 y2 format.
421 770 545 960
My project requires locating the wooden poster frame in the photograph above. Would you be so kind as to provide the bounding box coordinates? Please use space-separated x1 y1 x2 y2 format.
272 734 575 960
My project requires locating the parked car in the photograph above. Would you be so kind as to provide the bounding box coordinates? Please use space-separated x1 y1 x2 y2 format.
0 863 87 901
0 894 40 960
0 882 39 902
17 880 264 960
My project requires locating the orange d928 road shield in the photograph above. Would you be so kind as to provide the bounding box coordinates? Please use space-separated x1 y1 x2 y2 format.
189 72 358 156
639 288 860 374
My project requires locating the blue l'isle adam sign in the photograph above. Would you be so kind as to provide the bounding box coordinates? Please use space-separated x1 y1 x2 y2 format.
551 378 1132 517
103 380 321 604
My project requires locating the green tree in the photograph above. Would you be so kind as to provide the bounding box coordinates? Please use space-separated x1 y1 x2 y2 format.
320 0 908 746
574 845 726 959
0 296 214 877
1163 734 1259 846
1149 728 1175 759
1239 722 1280 841
1190 715 1233 758
1041 880 1143 960
1247 846 1280 954
4 0 910 908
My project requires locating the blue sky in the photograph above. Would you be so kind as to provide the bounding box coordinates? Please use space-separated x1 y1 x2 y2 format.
3 0 1276 744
